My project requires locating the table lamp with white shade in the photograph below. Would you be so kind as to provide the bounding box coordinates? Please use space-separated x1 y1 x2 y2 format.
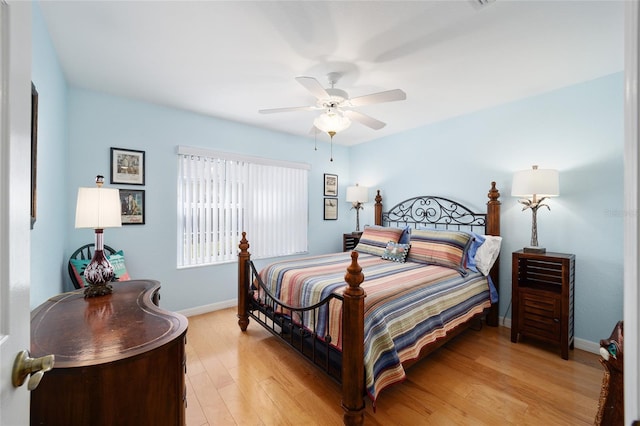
346 184 369 233
75 175 122 297
511 165 559 253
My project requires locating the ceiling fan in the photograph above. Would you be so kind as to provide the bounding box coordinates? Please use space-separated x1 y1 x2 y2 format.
259 72 407 135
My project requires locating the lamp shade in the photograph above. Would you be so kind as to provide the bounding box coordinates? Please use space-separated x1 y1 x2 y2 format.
346 185 369 203
314 112 351 134
511 166 559 197
75 187 122 229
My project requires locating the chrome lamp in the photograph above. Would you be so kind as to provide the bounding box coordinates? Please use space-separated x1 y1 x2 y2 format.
75 175 122 298
346 184 369 233
511 165 559 253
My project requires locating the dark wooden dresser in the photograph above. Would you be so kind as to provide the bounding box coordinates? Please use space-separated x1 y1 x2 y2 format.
30 280 189 426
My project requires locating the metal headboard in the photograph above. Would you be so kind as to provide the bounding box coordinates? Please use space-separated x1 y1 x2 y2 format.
382 196 487 233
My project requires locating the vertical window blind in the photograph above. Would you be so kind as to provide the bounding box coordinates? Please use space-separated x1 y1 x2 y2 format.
177 146 309 267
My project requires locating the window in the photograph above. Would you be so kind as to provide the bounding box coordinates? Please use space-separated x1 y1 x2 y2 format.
177 146 309 267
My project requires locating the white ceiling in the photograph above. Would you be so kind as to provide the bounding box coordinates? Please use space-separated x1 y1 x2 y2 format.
38 0 624 146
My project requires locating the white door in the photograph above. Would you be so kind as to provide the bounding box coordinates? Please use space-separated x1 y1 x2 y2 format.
0 1 34 424
625 1 640 422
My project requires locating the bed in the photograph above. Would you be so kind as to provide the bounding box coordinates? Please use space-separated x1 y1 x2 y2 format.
237 182 501 425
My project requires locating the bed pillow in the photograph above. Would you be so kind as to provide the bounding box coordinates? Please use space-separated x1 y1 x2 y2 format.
109 250 132 282
70 250 131 288
354 225 405 257
407 228 472 275
465 232 486 273
381 241 411 263
475 235 502 276
398 225 411 245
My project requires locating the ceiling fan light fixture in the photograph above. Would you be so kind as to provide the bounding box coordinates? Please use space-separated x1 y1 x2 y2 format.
313 111 351 134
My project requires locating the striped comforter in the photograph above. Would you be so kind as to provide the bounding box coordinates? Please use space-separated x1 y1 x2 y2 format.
257 251 492 401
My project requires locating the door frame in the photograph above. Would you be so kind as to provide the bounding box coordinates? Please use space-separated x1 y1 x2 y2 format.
0 1 33 424
624 0 639 422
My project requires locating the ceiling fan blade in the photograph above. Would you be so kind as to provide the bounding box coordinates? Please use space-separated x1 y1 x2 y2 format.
344 110 386 130
296 76 330 100
259 106 316 114
348 89 406 107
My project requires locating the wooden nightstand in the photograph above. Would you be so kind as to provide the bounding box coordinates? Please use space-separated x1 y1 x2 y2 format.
511 250 575 360
343 232 362 251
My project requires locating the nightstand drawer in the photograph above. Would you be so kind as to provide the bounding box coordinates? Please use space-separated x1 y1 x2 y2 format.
518 289 561 342
343 233 362 251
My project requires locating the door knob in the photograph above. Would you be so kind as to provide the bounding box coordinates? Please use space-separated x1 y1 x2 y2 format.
12 350 55 391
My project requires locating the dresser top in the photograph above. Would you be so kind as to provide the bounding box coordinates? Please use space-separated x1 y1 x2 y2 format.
31 280 188 368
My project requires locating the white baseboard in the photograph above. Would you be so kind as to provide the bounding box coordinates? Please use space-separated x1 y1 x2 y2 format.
497 316 512 329
573 337 600 354
177 298 237 317
498 316 599 355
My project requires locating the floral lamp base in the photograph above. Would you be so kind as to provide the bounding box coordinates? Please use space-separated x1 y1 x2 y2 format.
84 282 113 298
83 248 114 298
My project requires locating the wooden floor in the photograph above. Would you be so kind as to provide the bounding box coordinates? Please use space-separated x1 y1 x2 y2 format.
184 308 603 425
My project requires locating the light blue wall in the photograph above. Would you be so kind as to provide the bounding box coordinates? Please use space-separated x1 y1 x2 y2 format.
30 3 69 308
350 72 624 344
66 88 353 312
32 5 623 344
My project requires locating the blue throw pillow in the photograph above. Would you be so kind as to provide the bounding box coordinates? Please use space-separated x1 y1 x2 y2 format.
70 250 131 288
398 225 411 245
466 232 486 272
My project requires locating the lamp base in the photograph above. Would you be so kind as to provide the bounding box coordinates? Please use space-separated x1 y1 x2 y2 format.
523 246 546 254
84 282 113 298
83 246 115 298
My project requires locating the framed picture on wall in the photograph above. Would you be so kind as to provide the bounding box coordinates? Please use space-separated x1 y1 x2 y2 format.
324 173 338 197
324 198 338 220
111 147 145 185
119 189 145 225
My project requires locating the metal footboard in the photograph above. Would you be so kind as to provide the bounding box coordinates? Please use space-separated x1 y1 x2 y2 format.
246 260 343 382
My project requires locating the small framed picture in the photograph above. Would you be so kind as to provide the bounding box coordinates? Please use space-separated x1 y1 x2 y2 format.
324 173 338 197
111 147 145 185
119 189 145 225
324 198 338 220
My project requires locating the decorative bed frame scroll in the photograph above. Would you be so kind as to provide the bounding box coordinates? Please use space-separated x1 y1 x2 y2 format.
237 182 501 426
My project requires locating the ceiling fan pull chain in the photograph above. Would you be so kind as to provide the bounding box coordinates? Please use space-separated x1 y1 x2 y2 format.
329 131 335 162
330 139 333 162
